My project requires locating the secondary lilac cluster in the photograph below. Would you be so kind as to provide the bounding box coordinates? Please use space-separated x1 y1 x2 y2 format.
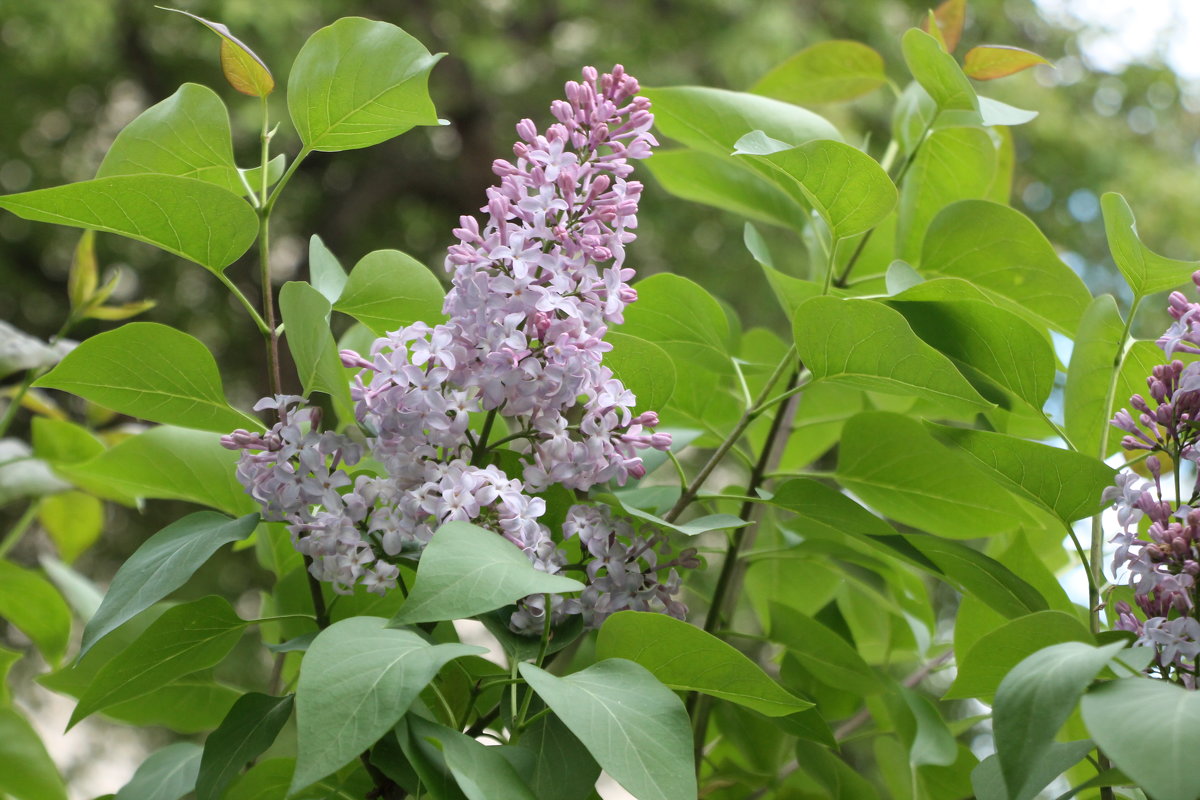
1106 274 1200 684
224 67 687 634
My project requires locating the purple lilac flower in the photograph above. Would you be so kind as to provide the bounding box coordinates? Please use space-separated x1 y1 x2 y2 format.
225 67 687 634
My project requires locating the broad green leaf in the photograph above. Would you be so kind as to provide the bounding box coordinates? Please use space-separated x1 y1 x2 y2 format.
896 127 995 261
279 281 355 422
58 426 253 516
901 28 978 112
922 200 1093 335
34 322 261 433
1063 295 1125 457
288 17 444 151
0 708 67 800
794 740 882 799
197 693 294 800
926 425 1115 522
0 175 257 273
392 715 470 800
98 680 241 734
308 234 347 304
645 149 807 230
947 611 1093 699
30 417 105 464
898 686 957 767
389 522 583 625
334 249 445 335
114 742 203 800
618 273 732 375
68 229 98 309
162 9 275 97
963 45 1051 80
769 602 880 695
604 332 675 411
520 660 696 800
239 154 286 200
608 491 747 537
794 297 990 409
291 616 481 792
733 134 896 239
905 534 1048 619
70 596 248 727
0 644 19 706
0 560 70 666
642 86 841 159
892 82 938 156
993 641 1124 799
413 717 537 800
971 742 1096 800
837 412 1032 538
977 96 1039 126
885 260 924 294
1082 677 1200 800
95 83 241 192
38 491 103 563
80 511 258 658
514 711 601 800
1102 192 1198 297
480 607 585 664
751 40 886 105
889 299 1055 410
596 611 812 717
922 0 967 53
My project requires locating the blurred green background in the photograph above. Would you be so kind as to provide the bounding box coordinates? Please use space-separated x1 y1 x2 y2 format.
2 0 1199 792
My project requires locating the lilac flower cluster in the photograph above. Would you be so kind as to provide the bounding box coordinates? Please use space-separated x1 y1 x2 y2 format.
224 66 686 634
1106 273 1200 683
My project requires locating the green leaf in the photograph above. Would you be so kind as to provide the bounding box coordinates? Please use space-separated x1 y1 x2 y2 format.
837 412 1033 538
80 511 258 659
0 559 70 666
519 660 696 800
30 417 105 465
38 491 103 563
197 693 294 800
992 641 1124 799
794 297 990 409
1082 678 1200 800
888 299 1055 410
892 82 938 156
0 643 20 706
971 742 1096 800
0 708 67 800
291 616 481 792
896 127 995 261
58 426 253 515
308 234 348 304
644 149 807 230
70 595 248 727
617 273 731 375
751 40 887 105
279 281 355 422
96 83 241 193
412 717 537 800
334 249 446 335
1064 295 1125 457
964 45 1051 81
978 96 1038 126
33 322 261 433
898 686 957 767
162 9 275 97
99 680 242 734
947 611 1093 699
910 534 1049 618
926 425 1115 522
642 86 841 158
288 17 444 151
0 175 257 273
390 522 583 625
599 332 675 411
769 602 880 695
513 712 600 800
114 742 203 800
596 611 812 716
1101 192 1197 297
922 200 1093 335
733 134 896 239
901 28 978 112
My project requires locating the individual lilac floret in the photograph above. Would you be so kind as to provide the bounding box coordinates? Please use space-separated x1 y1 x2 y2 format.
225 67 689 634
1109 360 1200 462
1158 271 1200 356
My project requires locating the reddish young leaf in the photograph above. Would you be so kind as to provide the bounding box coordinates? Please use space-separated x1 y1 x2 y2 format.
920 0 967 53
160 7 275 97
964 44 1051 80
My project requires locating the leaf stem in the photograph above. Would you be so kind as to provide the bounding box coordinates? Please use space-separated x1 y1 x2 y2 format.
214 271 271 335
0 500 40 558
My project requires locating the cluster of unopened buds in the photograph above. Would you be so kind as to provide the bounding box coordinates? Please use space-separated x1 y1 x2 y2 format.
224 66 691 634
1105 271 1200 684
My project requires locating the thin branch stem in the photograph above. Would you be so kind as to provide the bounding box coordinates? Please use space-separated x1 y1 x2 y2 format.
215 271 271 335
0 500 40 558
